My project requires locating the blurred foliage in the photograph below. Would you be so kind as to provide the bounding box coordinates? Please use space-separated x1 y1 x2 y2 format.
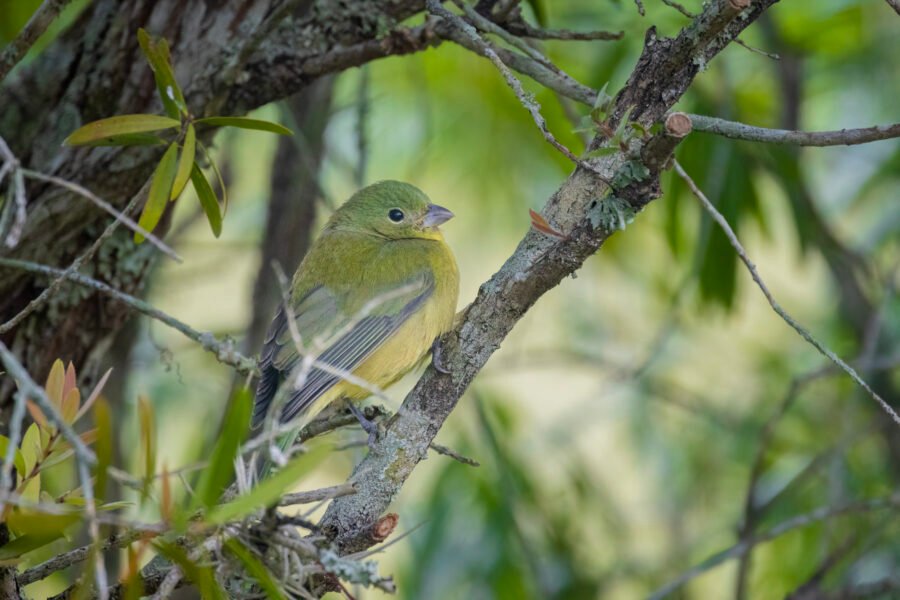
6 0 899 598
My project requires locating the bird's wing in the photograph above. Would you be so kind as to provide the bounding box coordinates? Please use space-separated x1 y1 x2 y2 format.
253 272 434 427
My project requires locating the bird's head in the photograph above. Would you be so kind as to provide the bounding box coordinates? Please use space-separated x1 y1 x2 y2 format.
328 180 454 242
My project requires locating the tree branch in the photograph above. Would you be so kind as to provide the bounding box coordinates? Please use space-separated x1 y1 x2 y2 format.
689 115 900 146
0 0 73 83
0 257 258 374
673 160 900 427
649 493 900 599
319 0 776 557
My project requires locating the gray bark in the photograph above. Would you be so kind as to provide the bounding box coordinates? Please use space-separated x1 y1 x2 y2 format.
0 0 429 404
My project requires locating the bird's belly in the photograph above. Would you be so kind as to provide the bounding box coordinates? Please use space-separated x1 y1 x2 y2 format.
345 295 453 400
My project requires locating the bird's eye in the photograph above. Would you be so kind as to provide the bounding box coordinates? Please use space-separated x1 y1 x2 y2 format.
388 209 405 223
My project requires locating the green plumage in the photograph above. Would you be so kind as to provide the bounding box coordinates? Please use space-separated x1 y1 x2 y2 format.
253 181 459 475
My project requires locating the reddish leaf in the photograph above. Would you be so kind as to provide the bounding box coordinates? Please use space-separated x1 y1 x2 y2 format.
529 209 566 239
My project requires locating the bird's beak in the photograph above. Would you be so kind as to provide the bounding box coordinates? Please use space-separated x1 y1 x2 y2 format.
422 203 454 228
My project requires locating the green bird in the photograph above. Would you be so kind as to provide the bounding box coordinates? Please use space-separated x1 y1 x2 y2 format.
253 180 459 473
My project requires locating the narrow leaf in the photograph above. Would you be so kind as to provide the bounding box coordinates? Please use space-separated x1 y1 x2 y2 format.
25 400 48 430
61 387 80 424
45 359 65 406
160 463 172 522
0 435 26 477
77 133 168 147
190 163 222 237
138 396 156 502
94 397 113 501
193 388 251 511
195 116 292 136
64 114 180 146
137 29 187 119
0 532 63 560
171 123 195 200
135 142 179 243
224 538 287 600
529 209 566 239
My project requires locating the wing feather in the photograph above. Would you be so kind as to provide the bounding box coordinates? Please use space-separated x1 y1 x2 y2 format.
252 273 433 427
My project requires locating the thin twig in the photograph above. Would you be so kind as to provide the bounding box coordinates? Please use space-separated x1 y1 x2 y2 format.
673 160 900 428
21 168 181 261
279 483 357 506
0 0 74 83
0 180 150 335
689 115 900 146
19 530 145 586
427 0 611 183
0 257 258 374
649 493 900 599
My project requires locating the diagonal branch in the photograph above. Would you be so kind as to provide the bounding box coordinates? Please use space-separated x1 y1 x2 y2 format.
0 0 73 83
319 0 778 557
673 160 900 427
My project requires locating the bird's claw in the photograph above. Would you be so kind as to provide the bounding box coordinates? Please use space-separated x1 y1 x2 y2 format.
431 337 451 375
347 401 380 451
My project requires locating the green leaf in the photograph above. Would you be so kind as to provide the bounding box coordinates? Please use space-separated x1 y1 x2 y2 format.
0 435 26 477
74 133 169 147
137 29 187 119
135 143 178 243
193 388 251 511
190 163 222 238
171 123 195 200
94 397 113 501
523 0 546 26
19 423 42 501
7 508 80 538
0 532 63 560
64 114 180 146
205 444 327 525
194 116 292 136
224 538 287 600
137 395 156 502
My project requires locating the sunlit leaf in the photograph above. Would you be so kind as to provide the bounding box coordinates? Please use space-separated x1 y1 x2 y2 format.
193 388 251 511
135 142 178 243
64 114 180 146
137 29 187 119
190 164 222 238
194 116 292 136
45 359 64 407
171 123 195 200
0 532 63 560
7 508 80 538
61 387 80 424
205 444 328 525
18 423 42 501
223 538 287 600
0 435 26 477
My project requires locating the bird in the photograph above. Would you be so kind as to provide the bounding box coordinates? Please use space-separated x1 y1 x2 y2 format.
252 180 459 476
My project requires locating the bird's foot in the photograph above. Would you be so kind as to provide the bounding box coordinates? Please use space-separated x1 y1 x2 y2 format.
431 337 451 375
347 401 380 451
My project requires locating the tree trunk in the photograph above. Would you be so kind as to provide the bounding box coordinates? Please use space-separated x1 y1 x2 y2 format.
0 0 427 407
